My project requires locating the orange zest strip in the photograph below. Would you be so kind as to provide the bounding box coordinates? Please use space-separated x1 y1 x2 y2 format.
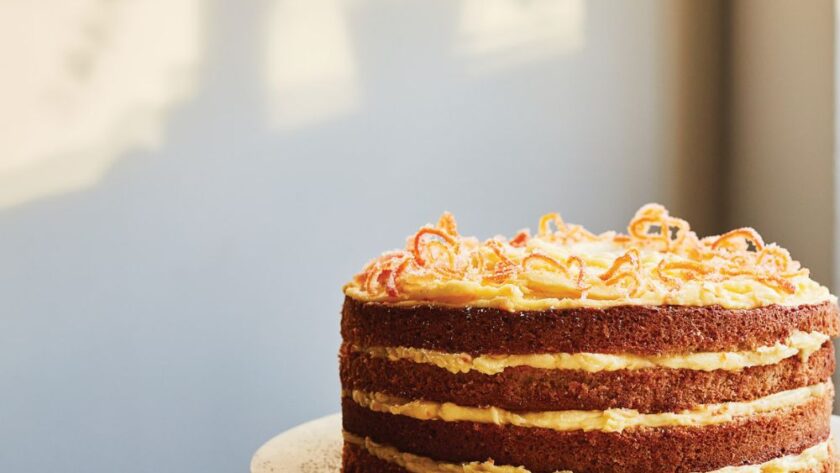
712 228 765 252
350 206 809 301
437 212 458 236
483 265 518 283
657 260 713 276
431 265 465 279
757 245 792 272
521 252 570 276
509 230 530 248
719 266 756 278
520 253 589 288
566 255 588 289
360 266 377 294
361 252 404 293
653 260 712 290
653 260 680 290
626 204 691 251
668 218 690 247
759 275 797 294
412 227 457 266
600 249 640 281
628 216 664 241
485 239 513 264
538 213 566 236
613 234 632 244
384 256 412 297
602 271 642 296
423 240 456 270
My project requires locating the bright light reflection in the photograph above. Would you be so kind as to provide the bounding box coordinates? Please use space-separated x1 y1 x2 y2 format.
0 0 202 209
264 0 360 131
457 0 585 71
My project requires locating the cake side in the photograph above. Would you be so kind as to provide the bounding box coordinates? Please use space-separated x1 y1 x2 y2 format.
340 337 835 412
342 298 840 356
340 300 838 472
339 205 839 473
342 436 835 473
342 392 831 473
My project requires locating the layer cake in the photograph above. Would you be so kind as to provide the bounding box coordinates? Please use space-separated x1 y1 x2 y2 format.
340 204 839 472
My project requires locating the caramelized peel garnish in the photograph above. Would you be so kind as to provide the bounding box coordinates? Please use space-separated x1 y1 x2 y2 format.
522 252 569 274
627 204 691 251
712 227 765 252
538 213 566 236
600 249 640 281
509 230 530 248
351 205 811 302
413 227 457 267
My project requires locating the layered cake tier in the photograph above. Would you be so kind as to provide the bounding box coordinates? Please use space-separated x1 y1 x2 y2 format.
339 205 839 472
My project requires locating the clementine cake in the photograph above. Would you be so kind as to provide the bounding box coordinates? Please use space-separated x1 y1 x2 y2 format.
339 204 839 473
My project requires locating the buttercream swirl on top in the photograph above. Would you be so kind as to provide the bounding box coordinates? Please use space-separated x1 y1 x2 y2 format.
344 204 834 310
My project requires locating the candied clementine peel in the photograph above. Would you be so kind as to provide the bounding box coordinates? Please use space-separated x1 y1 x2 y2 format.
350 204 819 305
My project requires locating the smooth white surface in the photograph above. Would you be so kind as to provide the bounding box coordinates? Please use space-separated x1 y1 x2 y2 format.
250 414 840 473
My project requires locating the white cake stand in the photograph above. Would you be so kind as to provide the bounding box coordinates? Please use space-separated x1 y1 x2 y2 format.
251 413 840 473
251 414 343 473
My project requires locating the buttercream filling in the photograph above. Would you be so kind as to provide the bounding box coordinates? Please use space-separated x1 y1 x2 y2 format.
346 383 830 433
344 431 832 473
355 331 829 375
344 431 570 473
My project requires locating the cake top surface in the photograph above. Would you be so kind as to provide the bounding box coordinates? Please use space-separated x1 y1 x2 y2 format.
344 204 834 311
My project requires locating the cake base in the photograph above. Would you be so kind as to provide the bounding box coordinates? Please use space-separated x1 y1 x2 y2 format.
251 413 840 473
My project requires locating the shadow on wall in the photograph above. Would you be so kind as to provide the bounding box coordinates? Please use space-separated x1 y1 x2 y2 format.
0 1 672 472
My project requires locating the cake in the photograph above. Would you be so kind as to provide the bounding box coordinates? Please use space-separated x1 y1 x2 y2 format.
339 204 839 473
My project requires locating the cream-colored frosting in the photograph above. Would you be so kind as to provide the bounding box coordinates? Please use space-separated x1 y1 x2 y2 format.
343 431 570 473
347 383 830 433
345 205 835 310
344 269 832 311
355 330 829 375
704 439 831 472
344 431 831 473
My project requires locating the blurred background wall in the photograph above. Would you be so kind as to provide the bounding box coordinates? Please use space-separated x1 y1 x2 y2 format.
727 0 835 290
0 1 835 472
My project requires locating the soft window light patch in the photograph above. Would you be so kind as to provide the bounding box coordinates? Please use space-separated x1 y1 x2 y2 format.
0 0 203 208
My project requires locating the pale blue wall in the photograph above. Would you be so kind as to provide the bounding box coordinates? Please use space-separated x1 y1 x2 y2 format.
0 1 672 471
